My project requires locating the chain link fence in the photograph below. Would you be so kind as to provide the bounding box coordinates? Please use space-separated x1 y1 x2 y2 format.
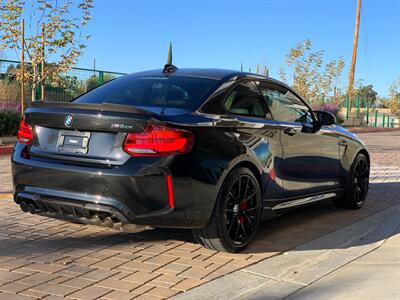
0 59 126 104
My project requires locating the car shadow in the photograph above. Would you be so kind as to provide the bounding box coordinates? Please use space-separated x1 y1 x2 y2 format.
244 180 400 254
0 181 398 258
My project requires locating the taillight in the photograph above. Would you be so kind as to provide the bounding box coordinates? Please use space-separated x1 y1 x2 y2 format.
123 124 194 156
17 118 33 145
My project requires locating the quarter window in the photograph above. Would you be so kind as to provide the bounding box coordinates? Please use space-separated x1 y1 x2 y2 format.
224 81 270 118
258 85 313 124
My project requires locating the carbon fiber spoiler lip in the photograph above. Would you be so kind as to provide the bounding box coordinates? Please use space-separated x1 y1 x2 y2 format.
29 101 155 116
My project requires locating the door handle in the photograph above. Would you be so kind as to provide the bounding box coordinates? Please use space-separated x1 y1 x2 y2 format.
338 139 348 146
283 127 297 136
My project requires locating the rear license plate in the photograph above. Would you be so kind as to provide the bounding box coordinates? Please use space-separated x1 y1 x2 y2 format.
57 130 90 154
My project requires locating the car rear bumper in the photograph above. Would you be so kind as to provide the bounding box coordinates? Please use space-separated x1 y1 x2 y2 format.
11 143 216 228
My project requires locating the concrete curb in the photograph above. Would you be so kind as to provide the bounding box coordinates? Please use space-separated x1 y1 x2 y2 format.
0 136 16 145
172 204 400 300
348 127 400 134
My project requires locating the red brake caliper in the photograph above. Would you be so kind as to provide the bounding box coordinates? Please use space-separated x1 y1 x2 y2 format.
239 201 248 223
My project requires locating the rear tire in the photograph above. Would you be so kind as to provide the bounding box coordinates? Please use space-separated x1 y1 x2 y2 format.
192 167 262 252
333 153 369 209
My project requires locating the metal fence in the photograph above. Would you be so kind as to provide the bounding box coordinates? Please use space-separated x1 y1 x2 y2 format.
339 96 397 128
0 59 126 103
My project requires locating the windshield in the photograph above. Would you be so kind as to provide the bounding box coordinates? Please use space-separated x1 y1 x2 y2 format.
74 75 219 110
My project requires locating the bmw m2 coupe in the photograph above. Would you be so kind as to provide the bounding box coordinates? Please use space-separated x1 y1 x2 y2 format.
12 65 370 252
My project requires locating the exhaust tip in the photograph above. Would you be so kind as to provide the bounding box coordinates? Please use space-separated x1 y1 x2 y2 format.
91 215 102 226
102 217 114 228
20 201 29 213
26 203 37 214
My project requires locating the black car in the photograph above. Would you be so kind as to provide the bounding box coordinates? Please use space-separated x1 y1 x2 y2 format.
12 66 370 252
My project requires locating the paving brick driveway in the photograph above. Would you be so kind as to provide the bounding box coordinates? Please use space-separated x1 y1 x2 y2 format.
0 131 399 300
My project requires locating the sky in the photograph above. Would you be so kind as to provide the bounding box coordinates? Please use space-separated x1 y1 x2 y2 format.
4 0 400 97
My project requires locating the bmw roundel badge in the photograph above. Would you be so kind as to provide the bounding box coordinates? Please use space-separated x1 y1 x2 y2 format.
64 115 73 128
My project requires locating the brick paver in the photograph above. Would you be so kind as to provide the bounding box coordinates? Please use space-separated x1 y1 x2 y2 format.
0 131 399 299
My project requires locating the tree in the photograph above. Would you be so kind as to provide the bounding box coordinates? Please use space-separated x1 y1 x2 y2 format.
389 78 400 101
85 73 114 91
354 84 378 107
0 0 93 101
388 78 400 119
279 39 345 103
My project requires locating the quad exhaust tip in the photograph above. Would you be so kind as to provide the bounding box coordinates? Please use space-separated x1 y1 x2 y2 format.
18 203 150 234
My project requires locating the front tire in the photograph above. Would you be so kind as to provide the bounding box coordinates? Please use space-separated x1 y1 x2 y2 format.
192 167 262 252
334 153 369 209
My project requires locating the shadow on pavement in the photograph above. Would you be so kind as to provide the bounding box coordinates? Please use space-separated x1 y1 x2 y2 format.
0 181 397 259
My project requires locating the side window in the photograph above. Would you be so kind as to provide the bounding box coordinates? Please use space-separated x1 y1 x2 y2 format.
258 85 313 124
225 81 271 118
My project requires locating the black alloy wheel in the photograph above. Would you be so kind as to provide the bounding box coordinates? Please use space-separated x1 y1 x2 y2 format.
334 153 369 209
225 174 259 245
192 167 262 252
352 155 370 206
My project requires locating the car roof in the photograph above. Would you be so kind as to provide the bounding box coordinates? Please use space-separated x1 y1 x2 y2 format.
128 68 265 81
126 67 296 98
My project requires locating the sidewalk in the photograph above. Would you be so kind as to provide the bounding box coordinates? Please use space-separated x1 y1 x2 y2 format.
173 204 400 300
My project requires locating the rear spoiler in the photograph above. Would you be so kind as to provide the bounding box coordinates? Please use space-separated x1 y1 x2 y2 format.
29 101 155 116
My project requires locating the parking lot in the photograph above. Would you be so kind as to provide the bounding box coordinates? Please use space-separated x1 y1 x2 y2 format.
0 131 399 300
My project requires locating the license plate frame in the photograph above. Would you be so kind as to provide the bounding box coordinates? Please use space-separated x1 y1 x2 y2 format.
56 130 91 154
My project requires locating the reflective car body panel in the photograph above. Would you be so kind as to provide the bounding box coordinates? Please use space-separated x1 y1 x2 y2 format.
11 68 369 229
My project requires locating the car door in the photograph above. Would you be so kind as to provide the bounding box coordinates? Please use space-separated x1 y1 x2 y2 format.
257 82 340 199
223 80 286 201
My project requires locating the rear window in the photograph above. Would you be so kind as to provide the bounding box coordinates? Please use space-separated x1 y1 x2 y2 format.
74 75 219 110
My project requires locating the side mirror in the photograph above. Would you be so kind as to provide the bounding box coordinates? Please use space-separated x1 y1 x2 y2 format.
314 110 336 126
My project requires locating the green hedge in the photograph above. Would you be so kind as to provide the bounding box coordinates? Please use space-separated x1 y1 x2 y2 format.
0 111 21 137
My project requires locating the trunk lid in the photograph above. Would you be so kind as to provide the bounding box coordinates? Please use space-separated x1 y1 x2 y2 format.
24 101 156 165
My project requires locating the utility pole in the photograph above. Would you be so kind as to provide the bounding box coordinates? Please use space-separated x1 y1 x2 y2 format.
20 19 25 114
348 0 362 100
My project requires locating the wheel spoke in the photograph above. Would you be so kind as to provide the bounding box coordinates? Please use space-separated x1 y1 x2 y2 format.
240 221 247 239
245 215 254 230
244 191 256 202
233 219 240 241
360 167 369 176
227 217 236 234
357 187 362 202
244 207 257 213
243 176 250 198
237 178 242 200
361 181 368 192
229 191 239 203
